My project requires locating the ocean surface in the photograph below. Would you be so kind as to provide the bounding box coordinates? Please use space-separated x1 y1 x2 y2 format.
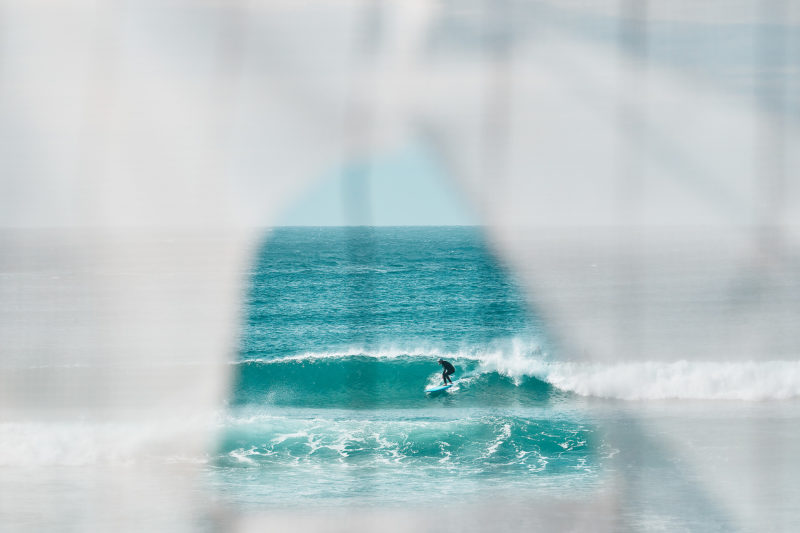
4 226 800 531
205 226 800 531
212 226 605 508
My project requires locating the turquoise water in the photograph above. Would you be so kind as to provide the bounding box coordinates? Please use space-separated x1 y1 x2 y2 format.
212 227 606 507
4 227 800 530
237 226 542 360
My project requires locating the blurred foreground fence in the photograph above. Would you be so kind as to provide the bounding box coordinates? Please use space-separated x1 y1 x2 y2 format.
1 1 799 531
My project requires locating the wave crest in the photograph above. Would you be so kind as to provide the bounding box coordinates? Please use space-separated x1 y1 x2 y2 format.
233 349 800 402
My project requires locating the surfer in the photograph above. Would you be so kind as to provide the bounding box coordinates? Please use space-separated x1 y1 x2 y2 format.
438 358 455 385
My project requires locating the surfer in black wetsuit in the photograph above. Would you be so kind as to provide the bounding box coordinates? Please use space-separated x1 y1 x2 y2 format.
438 358 455 385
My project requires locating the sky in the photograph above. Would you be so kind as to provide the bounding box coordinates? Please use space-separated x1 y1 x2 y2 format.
278 142 479 226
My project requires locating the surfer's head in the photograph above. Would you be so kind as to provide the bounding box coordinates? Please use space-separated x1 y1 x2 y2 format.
438 358 443 364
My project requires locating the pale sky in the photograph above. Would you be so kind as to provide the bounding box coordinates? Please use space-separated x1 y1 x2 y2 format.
278 142 479 226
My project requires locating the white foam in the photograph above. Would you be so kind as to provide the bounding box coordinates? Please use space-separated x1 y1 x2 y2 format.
237 337 544 365
229 447 257 464
474 350 800 400
237 346 467 364
537 360 800 401
483 423 512 458
0 418 211 467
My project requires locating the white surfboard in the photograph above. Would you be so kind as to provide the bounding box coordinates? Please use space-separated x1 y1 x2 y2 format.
425 382 454 393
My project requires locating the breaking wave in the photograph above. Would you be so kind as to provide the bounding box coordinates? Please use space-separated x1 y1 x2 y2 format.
232 348 800 404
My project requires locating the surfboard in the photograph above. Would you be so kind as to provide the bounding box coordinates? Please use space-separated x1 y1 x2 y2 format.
425 383 454 393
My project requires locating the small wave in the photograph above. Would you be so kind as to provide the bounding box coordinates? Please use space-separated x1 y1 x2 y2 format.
236 337 545 365
236 348 500 365
216 414 595 474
